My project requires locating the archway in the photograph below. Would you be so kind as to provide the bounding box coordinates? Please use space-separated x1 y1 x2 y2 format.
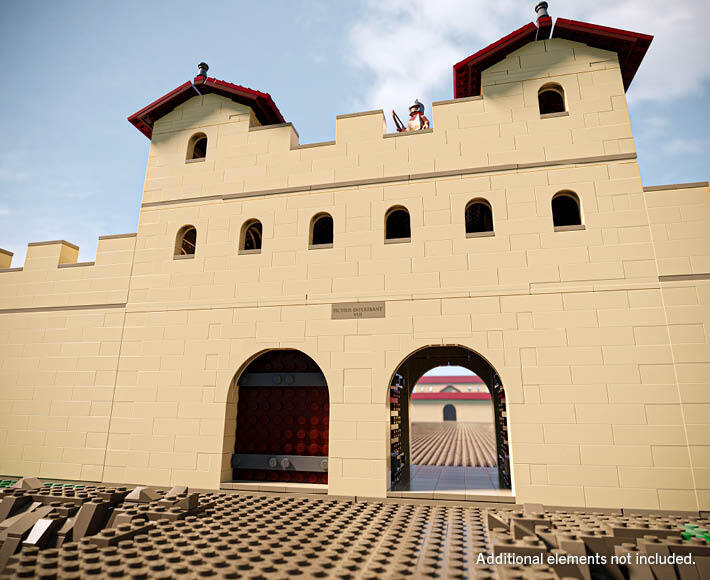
388 345 511 492
229 349 329 484
443 404 457 421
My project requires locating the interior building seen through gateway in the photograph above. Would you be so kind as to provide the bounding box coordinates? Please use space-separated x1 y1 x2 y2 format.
389 346 513 501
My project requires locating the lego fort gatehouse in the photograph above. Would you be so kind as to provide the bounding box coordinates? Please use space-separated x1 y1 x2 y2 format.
1 4 708 513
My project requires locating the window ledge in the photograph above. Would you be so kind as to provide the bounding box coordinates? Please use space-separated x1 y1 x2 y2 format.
554 224 585 232
58 261 95 268
173 254 195 260
239 249 262 255
384 128 433 139
384 237 411 244
540 111 569 119
185 157 206 164
466 231 495 238
309 243 333 250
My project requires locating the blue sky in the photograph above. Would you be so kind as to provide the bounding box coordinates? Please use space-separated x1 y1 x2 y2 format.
1 0 708 263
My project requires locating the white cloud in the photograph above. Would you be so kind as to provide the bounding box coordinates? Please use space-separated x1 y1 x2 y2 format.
576 0 710 102
645 116 669 129
663 138 706 156
0 169 29 183
348 0 710 122
348 0 528 128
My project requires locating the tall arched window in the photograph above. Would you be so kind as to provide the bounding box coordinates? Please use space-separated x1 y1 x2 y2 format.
385 206 411 242
465 198 494 236
175 225 197 257
240 219 262 253
538 83 566 115
552 191 583 229
186 132 208 161
310 213 334 247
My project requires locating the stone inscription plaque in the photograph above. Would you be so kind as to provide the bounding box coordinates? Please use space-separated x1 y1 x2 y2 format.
332 301 385 320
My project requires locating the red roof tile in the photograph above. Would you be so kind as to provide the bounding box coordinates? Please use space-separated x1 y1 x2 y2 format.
412 392 491 400
128 76 285 139
453 17 652 98
552 18 652 91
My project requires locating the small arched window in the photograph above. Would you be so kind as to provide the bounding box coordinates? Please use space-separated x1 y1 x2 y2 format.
552 191 583 229
310 213 334 247
443 404 457 421
465 199 494 236
240 219 262 253
175 225 197 257
538 83 566 115
186 133 208 161
385 206 411 241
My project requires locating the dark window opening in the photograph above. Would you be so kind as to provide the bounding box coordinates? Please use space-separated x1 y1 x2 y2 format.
311 214 334 246
385 208 411 240
242 220 262 251
176 226 197 256
538 85 565 115
191 137 207 159
443 404 457 421
187 133 208 160
552 193 582 227
465 201 494 234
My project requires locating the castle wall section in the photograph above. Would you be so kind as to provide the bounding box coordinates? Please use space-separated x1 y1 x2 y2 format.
114 148 702 507
644 182 710 509
410 400 493 423
0 235 135 481
1 36 707 511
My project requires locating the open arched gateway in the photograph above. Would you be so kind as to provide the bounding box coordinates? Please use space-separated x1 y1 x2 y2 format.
388 345 511 491
229 349 329 484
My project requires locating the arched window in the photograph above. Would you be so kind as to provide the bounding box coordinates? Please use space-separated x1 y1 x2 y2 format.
175 225 197 257
385 206 411 241
443 404 457 421
538 83 566 115
310 213 334 247
186 133 208 161
240 219 262 253
465 199 494 236
552 191 583 228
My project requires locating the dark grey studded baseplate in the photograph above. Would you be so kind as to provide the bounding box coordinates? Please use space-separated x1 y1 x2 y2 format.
0 481 708 578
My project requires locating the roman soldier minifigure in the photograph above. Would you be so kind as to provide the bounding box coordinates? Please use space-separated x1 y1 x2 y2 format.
393 99 430 132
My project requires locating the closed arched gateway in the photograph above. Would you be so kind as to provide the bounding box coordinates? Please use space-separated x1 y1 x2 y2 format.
228 350 329 484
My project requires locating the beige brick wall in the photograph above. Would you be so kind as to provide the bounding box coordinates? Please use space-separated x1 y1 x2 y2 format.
0 307 125 481
141 40 633 207
644 182 710 509
0 236 134 310
644 183 710 277
0 236 135 481
411 399 493 423
0 36 707 510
